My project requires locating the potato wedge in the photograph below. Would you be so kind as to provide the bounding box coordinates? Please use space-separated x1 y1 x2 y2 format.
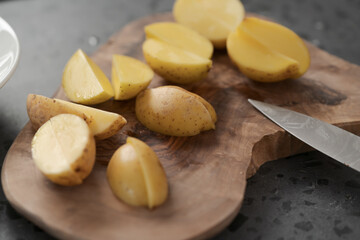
107 137 168 208
62 49 114 105
135 86 216 136
173 0 245 48
227 29 299 82
142 39 212 84
31 114 96 186
112 55 154 100
239 17 310 78
145 22 213 59
27 94 127 140
226 17 310 82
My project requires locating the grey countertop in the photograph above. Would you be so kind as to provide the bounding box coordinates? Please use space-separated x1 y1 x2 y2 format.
1 0 360 239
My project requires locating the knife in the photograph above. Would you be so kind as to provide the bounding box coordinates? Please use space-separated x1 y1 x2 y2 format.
248 99 360 172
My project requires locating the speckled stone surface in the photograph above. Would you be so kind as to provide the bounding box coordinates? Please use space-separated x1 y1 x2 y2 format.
1 0 360 239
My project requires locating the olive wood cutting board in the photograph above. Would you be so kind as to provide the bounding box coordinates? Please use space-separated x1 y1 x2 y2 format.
3 13 360 240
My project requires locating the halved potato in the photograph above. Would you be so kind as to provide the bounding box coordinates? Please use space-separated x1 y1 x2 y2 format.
173 0 245 48
107 137 168 208
27 94 127 140
112 55 154 100
142 39 212 84
135 86 216 136
145 22 213 59
226 17 310 82
31 114 96 186
62 49 114 105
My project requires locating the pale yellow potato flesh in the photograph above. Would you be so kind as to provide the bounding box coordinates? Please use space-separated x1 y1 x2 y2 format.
142 39 212 84
173 0 245 48
107 137 168 208
27 94 127 140
31 114 96 186
135 86 216 136
145 22 213 59
227 28 300 82
62 49 114 105
111 55 154 100
239 17 310 77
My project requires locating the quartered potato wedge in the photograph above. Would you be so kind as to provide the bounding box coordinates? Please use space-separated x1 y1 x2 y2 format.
135 86 216 136
107 137 168 209
62 49 114 105
143 39 212 84
227 17 310 82
173 0 245 48
31 114 96 186
145 22 213 59
27 94 127 140
111 55 154 100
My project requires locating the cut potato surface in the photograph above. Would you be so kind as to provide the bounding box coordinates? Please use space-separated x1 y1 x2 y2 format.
107 137 168 208
227 17 310 82
143 39 212 84
173 0 245 48
145 22 213 59
112 55 154 100
135 86 216 136
62 49 114 105
227 29 299 82
31 114 96 186
240 17 310 77
27 94 127 140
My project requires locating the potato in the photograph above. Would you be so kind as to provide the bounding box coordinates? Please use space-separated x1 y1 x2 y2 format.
107 137 168 208
27 94 127 140
31 114 96 186
62 49 114 105
145 22 213 59
227 17 310 82
111 55 154 100
135 86 216 136
173 0 245 48
142 39 212 84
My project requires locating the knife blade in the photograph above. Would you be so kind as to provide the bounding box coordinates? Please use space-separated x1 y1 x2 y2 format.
248 99 360 172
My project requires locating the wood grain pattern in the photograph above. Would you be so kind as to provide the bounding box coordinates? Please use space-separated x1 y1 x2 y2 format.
2 13 360 240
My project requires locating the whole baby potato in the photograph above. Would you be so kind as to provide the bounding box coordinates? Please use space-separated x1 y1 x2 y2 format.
135 86 217 136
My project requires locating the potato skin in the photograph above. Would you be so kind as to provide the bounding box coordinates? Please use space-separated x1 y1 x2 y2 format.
135 86 216 136
92 116 126 140
27 94 88 130
112 55 154 100
142 39 212 84
27 94 127 140
144 51 211 84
